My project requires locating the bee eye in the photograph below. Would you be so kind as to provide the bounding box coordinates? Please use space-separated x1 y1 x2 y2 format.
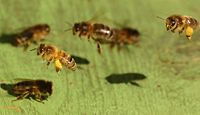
76 27 80 31
171 20 176 26
74 24 80 32
46 28 50 32
39 48 44 53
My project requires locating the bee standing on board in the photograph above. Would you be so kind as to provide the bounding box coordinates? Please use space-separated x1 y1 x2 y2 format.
96 27 140 50
15 24 50 50
11 79 53 103
157 15 200 40
32 44 76 72
68 22 114 53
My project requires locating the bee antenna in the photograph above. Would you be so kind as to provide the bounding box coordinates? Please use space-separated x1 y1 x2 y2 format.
156 16 165 21
64 21 73 32
30 48 37 51
65 21 72 27
64 28 72 32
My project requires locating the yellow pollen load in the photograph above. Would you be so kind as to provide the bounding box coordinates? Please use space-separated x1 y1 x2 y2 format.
185 26 193 40
55 59 62 72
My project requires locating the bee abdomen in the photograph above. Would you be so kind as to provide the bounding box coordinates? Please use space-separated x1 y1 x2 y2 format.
67 57 76 71
14 35 30 46
186 17 199 28
59 52 76 71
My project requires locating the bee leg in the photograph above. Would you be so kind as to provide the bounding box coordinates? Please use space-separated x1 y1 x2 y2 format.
34 94 44 104
47 61 51 66
178 31 183 34
42 53 46 59
91 37 96 43
129 81 140 87
23 43 30 51
12 91 29 102
109 43 115 50
78 31 83 38
117 43 123 51
185 26 193 40
55 59 62 73
171 30 175 33
38 99 44 103
86 35 91 42
96 42 102 54
179 27 185 34
33 41 39 45
31 87 44 103
35 98 44 104
25 41 32 51
87 35 91 40
78 33 81 37
73 29 76 35
46 61 51 69
47 57 53 67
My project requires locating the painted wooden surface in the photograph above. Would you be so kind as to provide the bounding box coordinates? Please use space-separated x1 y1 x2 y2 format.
0 0 200 114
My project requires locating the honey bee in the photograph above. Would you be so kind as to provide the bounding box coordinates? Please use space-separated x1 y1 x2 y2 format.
11 79 53 103
157 15 200 40
15 24 50 50
32 44 76 72
70 22 114 53
96 27 140 49
69 21 140 52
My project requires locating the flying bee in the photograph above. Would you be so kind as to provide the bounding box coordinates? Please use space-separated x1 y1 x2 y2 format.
11 79 53 103
95 27 140 50
32 44 76 72
157 15 200 40
15 24 50 50
66 22 114 53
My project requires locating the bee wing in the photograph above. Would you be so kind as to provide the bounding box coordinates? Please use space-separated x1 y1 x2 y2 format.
0 79 28 84
13 78 34 82
11 26 29 34
103 17 131 28
0 80 9 83
87 11 107 22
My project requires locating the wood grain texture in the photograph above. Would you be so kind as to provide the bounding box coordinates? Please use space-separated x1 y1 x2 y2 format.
0 0 200 115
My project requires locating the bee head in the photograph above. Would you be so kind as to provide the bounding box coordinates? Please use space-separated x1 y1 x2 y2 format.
40 81 53 101
73 22 89 35
45 81 53 95
73 23 81 35
37 44 46 55
43 24 51 33
38 80 53 100
166 16 179 31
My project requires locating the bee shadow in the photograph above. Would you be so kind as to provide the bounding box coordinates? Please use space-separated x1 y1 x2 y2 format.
105 73 147 87
0 83 17 96
0 33 18 46
71 55 90 65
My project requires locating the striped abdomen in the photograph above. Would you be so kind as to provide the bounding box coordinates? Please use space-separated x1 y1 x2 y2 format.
184 16 199 29
58 51 76 71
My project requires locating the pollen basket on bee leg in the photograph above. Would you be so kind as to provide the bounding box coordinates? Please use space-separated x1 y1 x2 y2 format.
55 59 62 73
185 26 193 40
